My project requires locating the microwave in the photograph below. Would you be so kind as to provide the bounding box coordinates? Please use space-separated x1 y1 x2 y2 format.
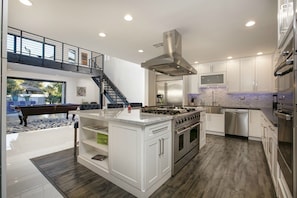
199 72 226 87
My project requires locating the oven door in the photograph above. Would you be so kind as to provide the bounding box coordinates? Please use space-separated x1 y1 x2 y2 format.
188 122 200 151
174 122 200 163
276 110 293 193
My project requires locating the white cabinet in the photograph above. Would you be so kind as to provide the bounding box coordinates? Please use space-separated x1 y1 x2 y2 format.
260 112 279 196
205 113 224 136
226 55 274 93
199 111 206 149
255 55 273 92
248 110 262 140
226 59 240 92
198 61 227 74
240 57 256 92
108 121 172 191
78 113 172 198
145 132 170 189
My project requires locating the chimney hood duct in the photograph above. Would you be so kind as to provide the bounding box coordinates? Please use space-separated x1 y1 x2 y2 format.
141 30 197 76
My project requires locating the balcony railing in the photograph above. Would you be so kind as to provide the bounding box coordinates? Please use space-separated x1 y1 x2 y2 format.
7 26 104 74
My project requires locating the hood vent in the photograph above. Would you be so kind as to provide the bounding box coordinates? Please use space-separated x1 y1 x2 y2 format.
141 30 197 76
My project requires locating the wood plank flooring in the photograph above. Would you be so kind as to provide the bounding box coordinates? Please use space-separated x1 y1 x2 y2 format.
31 135 276 198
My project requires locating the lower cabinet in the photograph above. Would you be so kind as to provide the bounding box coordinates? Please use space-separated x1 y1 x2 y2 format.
205 113 224 136
248 110 262 140
260 113 280 197
144 132 170 189
108 120 172 197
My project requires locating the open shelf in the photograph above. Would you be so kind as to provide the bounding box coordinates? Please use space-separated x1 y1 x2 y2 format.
79 151 109 171
82 139 108 153
82 125 108 135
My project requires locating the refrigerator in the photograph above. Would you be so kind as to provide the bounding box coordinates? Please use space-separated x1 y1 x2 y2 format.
156 80 183 106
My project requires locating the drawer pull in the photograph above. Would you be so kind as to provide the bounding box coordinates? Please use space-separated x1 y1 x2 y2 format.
152 126 168 134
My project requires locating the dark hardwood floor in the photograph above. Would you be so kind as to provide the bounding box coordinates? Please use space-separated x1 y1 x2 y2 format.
31 135 276 198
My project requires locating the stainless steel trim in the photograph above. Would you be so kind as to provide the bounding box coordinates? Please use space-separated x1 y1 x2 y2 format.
176 122 200 135
141 30 197 76
275 111 293 120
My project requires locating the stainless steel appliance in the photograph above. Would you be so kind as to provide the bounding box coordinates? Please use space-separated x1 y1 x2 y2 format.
224 109 249 137
141 30 197 76
156 75 183 106
274 41 294 195
141 106 200 175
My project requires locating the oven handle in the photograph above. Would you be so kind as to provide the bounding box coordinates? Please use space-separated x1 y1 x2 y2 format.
176 122 200 135
274 59 294 76
275 111 293 121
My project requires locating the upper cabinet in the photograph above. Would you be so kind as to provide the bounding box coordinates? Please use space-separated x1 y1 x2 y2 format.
226 59 240 93
278 0 294 48
226 55 274 93
199 61 227 74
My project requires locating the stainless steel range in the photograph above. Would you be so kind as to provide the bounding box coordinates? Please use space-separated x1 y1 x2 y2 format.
142 106 200 175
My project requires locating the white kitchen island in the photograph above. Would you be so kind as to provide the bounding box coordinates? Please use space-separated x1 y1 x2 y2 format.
74 108 173 198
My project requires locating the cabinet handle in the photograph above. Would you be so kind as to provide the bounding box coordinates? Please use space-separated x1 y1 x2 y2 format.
152 126 168 134
159 139 162 156
161 138 165 155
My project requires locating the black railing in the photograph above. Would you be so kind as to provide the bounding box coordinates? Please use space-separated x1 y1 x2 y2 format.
7 26 104 71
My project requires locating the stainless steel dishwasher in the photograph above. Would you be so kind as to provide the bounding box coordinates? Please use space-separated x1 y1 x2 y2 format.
224 109 249 137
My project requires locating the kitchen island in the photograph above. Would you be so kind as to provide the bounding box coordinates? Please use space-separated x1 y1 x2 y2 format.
74 108 173 198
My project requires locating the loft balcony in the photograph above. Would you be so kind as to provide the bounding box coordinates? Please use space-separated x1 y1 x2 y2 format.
7 26 104 75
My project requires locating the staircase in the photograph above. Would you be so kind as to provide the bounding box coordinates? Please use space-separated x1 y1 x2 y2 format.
92 73 129 106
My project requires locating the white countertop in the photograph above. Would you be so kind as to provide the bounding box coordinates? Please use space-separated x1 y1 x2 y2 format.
71 108 173 126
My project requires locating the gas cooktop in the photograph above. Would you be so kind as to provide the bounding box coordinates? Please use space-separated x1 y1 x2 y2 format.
141 106 197 115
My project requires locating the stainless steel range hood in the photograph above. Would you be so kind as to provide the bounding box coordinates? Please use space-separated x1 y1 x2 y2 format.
141 30 197 76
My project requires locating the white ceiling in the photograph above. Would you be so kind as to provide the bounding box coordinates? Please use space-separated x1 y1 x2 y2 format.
8 0 277 65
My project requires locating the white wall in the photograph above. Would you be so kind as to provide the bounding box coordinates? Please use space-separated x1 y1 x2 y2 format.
104 56 145 104
7 65 99 104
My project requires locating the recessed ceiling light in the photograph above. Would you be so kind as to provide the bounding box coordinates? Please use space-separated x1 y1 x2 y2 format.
257 52 263 55
98 32 106 37
138 49 144 53
194 61 199 64
245 20 256 27
227 56 232 59
124 14 133 21
19 0 32 6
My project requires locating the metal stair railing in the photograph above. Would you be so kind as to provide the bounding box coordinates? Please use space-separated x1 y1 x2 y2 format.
92 74 129 106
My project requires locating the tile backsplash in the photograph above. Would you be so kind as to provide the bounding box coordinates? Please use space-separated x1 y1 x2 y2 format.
188 88 273 108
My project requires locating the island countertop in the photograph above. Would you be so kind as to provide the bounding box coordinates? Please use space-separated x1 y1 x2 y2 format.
71 108 173 126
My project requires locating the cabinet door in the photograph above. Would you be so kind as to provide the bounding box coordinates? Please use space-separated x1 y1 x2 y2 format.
145 137 160 188
206 113 224 133
226 59 240 93
248 110 262 138
240 57 256 92
199 63 212 73
212 61 227 72
187 70 199 94
255 55 273 92
159 133 171 176
145 133 171 189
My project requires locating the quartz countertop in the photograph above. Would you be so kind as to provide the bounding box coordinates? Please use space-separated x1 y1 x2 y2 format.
71 108 173 126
